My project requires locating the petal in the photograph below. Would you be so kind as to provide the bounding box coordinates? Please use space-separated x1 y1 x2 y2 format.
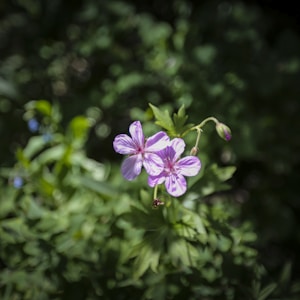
145 131 169 152
148 173 166 187
113 134 136 155
163 146 176 162
143 153 164 176
169 138 185 161
129 121 144 149
176 156 201 177
165 174 187 197
121 155 143 180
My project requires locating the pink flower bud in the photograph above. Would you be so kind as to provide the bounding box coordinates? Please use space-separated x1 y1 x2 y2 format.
216 122 232 141
190 146 199 156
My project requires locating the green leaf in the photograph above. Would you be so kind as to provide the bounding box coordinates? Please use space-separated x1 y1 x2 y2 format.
68 115 91 146
15 148 30 168
194 164 237 196
130 234 162 278
278 261 292 289
76 175 117 197
21 196 45 219
174 208 207 240
173 105 188 129
258 283 277 300
210 164 236 181
1 218 34 242
26 100 52 116
23 136 46 159
149 103 175 135
173 105 193 136
33 144 65 165
168 238 199 267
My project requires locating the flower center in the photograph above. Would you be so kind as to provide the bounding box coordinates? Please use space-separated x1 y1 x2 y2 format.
165 158 175 174
135 144 144 155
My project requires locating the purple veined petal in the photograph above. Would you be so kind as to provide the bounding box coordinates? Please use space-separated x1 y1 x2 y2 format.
113 134 137 155
165 174 187 197
148 173 166 187
129 121 144 149
145 131 169 152
121 154 143 180
163 146 176 162
169 138 185 161
176 156 201 177
143 152 164 176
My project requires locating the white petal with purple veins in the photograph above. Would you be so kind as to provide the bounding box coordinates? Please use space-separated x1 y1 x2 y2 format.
143 153 164 176
129 121 144 148
145 131 169 152
113 134 137 155
165 174 187 197
121 154 143 180
177 156 201 177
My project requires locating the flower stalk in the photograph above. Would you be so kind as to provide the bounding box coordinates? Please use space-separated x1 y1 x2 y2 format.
184 116 232 149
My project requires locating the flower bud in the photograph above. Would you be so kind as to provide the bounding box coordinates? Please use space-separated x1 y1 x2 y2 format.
216 122 232 141
190 146 199 156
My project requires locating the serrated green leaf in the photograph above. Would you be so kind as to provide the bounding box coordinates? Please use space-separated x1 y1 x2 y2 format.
173 105 193 136
173 105 188 128
169 239 198 267
131 234 162 278
193 213 207 235
149 103 175 135
176 208 207 239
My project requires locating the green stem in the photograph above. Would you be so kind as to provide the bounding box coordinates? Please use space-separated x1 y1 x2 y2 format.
189 128 201 154
153 184 158 200
195 128 202 149
191 116 219 131
182 116 219 137
183 116 220 151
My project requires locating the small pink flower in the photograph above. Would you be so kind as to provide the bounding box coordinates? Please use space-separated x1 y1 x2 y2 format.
148 138 201 197
113 121 169 180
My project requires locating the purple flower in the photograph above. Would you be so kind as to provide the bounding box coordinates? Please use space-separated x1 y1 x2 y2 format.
148 138 201 197
113 121 170 180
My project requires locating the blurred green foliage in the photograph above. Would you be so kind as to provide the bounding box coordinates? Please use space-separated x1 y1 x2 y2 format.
0 100 258 299
1 0 300 299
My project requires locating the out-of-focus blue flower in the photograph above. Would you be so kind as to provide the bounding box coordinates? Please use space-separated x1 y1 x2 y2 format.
13 176 23 189
28 118 39 132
